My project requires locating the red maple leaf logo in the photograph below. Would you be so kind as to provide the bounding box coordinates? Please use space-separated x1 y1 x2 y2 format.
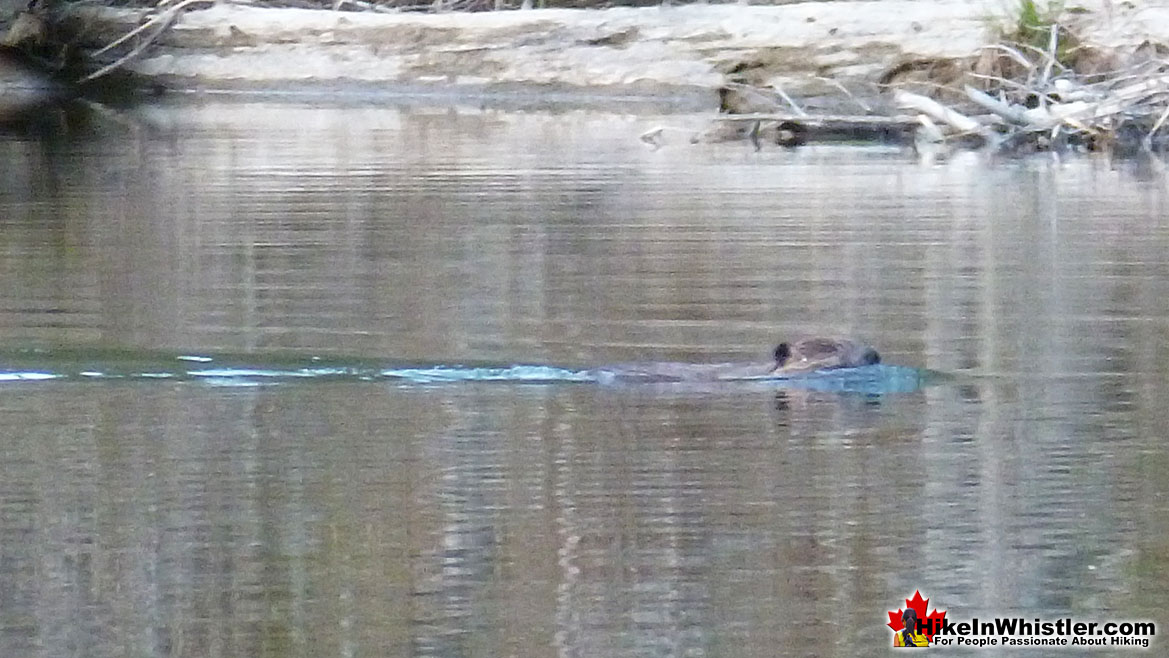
887 590 947 641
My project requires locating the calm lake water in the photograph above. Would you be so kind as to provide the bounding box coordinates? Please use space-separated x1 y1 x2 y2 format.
1 97 1167 657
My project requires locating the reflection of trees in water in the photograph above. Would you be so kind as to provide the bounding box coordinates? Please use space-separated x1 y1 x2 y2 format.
10 106 641 361
542 391 907 656
2 362 1167 656
410 418 502 657
4 106 1169 655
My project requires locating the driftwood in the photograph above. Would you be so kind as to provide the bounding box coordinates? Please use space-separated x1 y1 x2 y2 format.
697 113 919 147
692 16 1169 155
953 20 1169 153
964 85 1030 125
711 113 918 129
893 90 983 134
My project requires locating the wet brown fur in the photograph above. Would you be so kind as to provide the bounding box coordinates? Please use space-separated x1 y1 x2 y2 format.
772 337 880 375
595 337 879 382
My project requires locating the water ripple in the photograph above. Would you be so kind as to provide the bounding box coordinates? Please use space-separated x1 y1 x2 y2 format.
0 350 928 393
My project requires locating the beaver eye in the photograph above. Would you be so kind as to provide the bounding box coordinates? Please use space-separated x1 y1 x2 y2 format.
774 342 790 364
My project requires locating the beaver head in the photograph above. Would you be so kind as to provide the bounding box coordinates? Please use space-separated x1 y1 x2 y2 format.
772 337 880 374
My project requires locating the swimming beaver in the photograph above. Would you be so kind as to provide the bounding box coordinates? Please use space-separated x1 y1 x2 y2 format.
774 337 880 374
592 337 880 383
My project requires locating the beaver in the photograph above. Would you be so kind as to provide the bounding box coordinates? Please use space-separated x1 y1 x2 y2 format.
591 337 880 383
773 337 880 374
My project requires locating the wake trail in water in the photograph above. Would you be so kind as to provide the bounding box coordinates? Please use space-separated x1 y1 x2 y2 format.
0 349 930 393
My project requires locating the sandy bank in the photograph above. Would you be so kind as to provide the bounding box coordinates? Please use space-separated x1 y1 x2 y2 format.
69 1 1168 108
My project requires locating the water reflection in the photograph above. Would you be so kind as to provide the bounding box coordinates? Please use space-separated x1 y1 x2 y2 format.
0 99 1168 656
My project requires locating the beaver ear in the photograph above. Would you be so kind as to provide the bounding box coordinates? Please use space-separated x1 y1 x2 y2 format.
774 342 790 365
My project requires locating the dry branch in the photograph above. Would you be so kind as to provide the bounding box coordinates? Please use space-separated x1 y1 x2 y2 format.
964 85 1030 125
893 90 984 134
83 0 215 82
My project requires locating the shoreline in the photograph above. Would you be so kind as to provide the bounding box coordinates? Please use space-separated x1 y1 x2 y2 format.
63 0 1160 110
135 77 721 113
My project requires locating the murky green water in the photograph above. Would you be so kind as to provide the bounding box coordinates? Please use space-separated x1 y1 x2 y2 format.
1 98 1167 656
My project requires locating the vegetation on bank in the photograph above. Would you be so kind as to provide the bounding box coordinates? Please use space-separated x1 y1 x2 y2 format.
2 0 1168 155
921 0 1169 154
715 1 1169 155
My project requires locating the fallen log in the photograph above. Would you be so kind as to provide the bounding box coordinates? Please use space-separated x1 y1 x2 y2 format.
893 90 986 136
701 113 921 145
711 113 919 127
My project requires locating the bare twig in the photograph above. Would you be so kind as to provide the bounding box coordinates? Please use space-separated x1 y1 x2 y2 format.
721 81 806 116
915 114 945 144
1144 103 1169 149
1038 23 1059 90
965 85 1030 125
814 76 872 113
981 43 1038 71
332 0 401 12
721 81 784 113
772 83 806 117
969 71 1044 97
84 0 214 82
894 90 984 135
91 0 202 58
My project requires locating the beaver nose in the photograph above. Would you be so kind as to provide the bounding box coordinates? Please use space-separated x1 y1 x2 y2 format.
860 348 880 365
